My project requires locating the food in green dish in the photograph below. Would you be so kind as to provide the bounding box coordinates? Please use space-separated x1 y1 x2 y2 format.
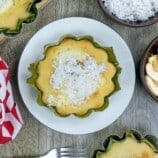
94 130 158 158
27 35 121 117
0 0 41 36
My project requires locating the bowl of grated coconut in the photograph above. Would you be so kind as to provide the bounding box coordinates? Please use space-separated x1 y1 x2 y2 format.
98 0 158 27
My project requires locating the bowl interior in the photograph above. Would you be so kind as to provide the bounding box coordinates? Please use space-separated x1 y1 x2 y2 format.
140 37 158 101
98 0 158 27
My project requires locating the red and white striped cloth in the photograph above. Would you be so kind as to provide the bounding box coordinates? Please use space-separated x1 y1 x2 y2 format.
0 58 23 145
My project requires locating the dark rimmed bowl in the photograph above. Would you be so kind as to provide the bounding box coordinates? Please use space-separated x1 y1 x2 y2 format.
97 0 158 27
140 36 158 101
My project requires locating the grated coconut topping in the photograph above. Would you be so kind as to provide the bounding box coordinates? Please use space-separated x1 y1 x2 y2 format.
102 0 158 21
0 0 13 13
48 50 106 106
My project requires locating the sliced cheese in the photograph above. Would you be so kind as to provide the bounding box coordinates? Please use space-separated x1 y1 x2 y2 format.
146 75 158 96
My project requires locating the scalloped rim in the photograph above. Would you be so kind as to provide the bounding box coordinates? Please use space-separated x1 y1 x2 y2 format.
27 35 121 118
94 130 158 157
0 0 41 36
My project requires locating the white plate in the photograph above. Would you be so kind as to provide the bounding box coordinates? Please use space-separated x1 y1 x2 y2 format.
18 17 135 135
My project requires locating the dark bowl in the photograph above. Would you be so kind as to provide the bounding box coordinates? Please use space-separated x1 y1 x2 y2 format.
97 0 158 27
140 36 158 101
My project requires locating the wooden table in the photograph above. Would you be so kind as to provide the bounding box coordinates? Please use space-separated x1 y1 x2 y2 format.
0 0 158 157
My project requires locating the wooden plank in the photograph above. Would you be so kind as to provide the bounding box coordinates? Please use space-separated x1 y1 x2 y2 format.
0 0 50 43
0 34 5 43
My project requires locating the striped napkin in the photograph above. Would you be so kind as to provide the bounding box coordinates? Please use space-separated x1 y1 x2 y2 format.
0 58 23 145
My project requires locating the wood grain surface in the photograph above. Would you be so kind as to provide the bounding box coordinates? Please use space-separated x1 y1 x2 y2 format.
0 0 158 158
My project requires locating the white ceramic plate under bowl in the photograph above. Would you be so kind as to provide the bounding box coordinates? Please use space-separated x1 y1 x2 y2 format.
18 17 135 135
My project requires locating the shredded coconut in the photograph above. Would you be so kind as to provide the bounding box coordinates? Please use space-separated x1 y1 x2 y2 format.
102 0 158 21
0 0 13 13
48 50 106 106
47 94 64 107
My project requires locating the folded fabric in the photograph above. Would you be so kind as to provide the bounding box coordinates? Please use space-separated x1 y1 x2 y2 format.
0 58 23 145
